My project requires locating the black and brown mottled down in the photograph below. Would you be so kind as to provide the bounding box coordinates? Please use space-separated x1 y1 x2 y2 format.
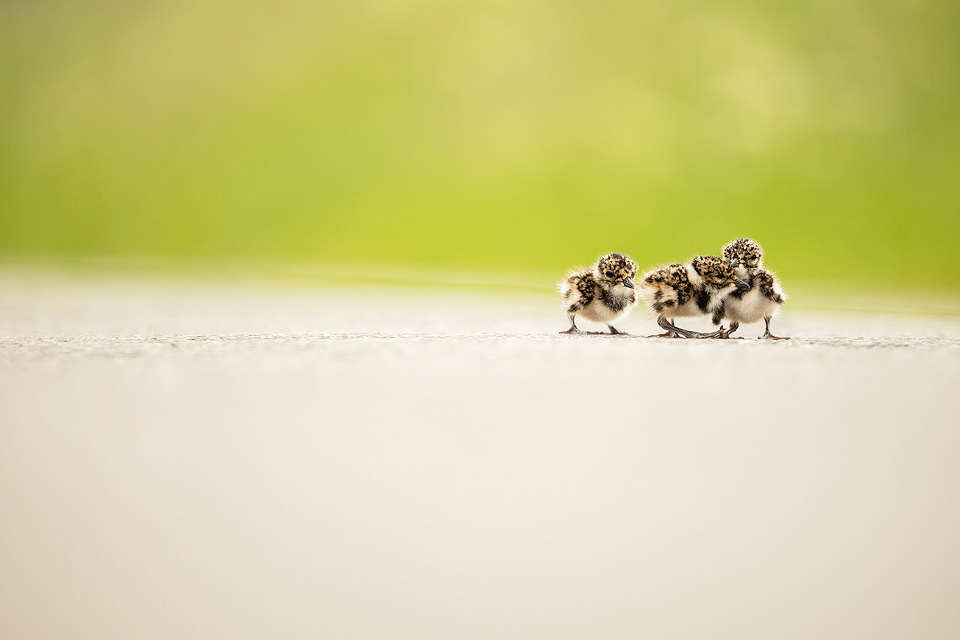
638 255 745 338
722 238 763 269
691 255 739 286
716 238 789 339
562 271 597 313
752 271 785 304
558 252 639 334
641 263 691 315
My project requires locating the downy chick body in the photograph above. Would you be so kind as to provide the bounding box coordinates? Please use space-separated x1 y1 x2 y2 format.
639 256 747 338
718 238 788 339
559 252 639 334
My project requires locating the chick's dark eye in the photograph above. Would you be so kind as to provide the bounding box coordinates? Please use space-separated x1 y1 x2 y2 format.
605 270 614 278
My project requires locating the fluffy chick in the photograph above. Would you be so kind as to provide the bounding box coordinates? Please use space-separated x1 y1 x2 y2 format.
639 255 748 338
559 252 639 334
716 238 788 339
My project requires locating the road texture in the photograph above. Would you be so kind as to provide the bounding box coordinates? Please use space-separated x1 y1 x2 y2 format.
2 275 960 640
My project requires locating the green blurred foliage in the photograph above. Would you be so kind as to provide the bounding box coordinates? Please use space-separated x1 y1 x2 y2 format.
1 0 959 289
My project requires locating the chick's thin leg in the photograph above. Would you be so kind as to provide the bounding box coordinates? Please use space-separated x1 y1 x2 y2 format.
700 306 733 339
560 314 601 335
607 324 628 335
649 315 679 338
700 326 726 339
760 317 788 340
651 316 703 338
560 314 585 334
662 316 725 339
719 320 743 339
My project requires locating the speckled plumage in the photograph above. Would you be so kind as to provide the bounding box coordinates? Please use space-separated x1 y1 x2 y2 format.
559 253 639 334
717 238 788 339
639 255 747 338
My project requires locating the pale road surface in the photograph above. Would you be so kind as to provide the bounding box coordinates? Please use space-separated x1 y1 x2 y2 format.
2 275 960 640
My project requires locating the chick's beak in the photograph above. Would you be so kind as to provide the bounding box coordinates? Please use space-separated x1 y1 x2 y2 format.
730 258 740 268
623 277 635 289
735 278 750 292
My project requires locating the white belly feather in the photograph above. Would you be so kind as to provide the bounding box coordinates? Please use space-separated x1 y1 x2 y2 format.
725 289 780 324
579 299 635 323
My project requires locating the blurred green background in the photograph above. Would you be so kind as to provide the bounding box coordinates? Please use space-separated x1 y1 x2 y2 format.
2 0 959 292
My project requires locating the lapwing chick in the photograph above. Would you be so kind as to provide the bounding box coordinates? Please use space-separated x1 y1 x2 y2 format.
559 252 639 334
717 238 788 339
639 255 749 338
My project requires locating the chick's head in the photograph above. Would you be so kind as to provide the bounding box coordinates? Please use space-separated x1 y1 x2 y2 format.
594 253 638 289
722 238 764 269
691 255 739 286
